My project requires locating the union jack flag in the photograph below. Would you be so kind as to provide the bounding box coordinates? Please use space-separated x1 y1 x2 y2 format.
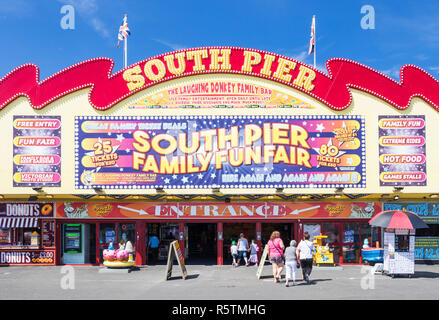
308 16 315 55
117 14 130 48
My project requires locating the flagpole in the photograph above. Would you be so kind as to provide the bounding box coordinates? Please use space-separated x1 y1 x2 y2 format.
124 35 127 68
313 15 316 69
124 14 128 68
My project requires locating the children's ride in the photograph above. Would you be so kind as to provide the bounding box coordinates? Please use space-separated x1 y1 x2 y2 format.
313 233 335 266
103 242 135 268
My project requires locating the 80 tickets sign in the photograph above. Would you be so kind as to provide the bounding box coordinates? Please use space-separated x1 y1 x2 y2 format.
75 115 366 189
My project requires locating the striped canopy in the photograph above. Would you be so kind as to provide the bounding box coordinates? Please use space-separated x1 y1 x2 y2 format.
0 217 38 229
369 210 429 230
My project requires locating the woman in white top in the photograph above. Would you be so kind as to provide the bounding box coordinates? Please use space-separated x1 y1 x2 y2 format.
296 231 314 284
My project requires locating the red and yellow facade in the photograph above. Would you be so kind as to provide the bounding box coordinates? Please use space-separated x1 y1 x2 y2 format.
1 47 439 265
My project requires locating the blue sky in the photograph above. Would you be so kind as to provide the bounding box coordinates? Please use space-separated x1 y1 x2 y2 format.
1 0 439 80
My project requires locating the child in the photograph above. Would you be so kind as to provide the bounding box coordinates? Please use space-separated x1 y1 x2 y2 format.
248 239 259 266
230 241 238 267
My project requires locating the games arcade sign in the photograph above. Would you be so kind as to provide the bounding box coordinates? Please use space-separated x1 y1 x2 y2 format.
2 47 439 112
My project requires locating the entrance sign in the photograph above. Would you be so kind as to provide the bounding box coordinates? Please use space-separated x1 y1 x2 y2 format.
56 202 380 219
379 115 426 186
256 245 270 279
75 115 365 189
165 240 187 280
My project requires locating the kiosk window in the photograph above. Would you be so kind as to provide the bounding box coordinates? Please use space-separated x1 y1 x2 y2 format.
395 235 409 252
0 228 11 245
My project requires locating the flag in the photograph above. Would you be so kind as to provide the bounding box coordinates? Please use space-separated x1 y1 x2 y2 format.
308 16 315 55
117 14 130 48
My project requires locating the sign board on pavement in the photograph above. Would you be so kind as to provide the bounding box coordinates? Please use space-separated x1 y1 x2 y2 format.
165 240 188 280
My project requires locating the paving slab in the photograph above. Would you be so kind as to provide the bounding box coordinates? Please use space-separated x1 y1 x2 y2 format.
0 264 438 300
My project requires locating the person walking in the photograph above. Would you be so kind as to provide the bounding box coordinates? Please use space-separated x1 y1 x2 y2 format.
237 233 250 266
284 240 298 287
248 239 259 266
230 241 238 267
147 234 160 263
267 231 285 283
297 231 314 284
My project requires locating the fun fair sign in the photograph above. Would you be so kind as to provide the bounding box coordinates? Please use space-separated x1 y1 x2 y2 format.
1 47 439 112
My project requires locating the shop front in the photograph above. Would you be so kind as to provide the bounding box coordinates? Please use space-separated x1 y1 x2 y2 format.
0 46 438 267
0 203 55 266
55 201 380 265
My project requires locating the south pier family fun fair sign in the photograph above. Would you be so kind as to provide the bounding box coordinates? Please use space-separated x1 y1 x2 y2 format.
76 115 365 189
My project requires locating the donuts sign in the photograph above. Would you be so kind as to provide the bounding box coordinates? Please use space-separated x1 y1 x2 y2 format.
0 203 54 218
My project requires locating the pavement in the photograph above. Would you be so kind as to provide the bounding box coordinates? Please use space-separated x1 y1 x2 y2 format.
0 263 438 300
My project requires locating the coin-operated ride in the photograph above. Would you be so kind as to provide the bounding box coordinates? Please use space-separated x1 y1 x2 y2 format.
313 233 335 266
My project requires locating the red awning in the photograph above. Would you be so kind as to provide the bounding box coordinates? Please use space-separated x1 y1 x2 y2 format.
0 218 38 228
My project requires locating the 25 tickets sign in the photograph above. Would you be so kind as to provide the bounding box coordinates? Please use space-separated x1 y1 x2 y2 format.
75 115 365 189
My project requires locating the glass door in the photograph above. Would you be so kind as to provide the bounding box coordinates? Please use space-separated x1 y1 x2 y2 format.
321 222 341 263
342 223 361 263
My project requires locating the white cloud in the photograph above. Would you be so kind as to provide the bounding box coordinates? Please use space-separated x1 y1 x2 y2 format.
428 66 439 74
381 66 401 80
152 39 188 51
292 51 308 61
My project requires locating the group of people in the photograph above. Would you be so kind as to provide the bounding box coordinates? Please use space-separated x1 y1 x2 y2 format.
229 233 260 267
230 231 315 286
267 230 314 286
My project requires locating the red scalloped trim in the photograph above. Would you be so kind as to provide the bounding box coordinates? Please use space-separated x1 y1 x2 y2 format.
0 46 438 112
